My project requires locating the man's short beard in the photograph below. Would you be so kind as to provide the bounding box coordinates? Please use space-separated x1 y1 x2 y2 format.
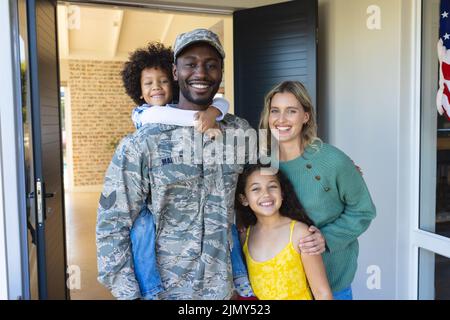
179 82 220 107
184 94 213 106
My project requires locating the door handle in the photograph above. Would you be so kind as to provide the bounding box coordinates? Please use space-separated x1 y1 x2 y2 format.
27 192 54 198
36 179 44 224
36 180 56 224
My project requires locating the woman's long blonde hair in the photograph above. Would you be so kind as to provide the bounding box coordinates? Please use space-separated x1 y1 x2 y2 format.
259 81 319 154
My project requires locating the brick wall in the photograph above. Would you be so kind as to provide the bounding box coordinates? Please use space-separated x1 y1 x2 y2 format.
68 60 135 187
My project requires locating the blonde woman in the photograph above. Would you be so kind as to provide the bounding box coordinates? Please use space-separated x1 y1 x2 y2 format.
259 81 376 299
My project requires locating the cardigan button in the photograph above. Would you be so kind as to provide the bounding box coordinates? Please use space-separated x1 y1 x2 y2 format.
306 164 312 169
315 176 321 181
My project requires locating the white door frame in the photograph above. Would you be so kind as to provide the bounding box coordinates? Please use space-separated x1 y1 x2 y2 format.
416 0 450 298
402 0 450 300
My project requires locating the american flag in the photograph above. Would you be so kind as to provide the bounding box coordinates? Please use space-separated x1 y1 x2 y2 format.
437 0 450 120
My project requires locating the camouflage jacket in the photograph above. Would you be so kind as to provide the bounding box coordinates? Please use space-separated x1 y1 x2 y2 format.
96 114 253 300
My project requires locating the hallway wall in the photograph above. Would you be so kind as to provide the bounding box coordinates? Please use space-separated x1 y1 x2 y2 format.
68 60 135 187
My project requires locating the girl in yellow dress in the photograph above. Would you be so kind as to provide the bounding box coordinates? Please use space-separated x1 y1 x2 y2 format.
235 164 333 300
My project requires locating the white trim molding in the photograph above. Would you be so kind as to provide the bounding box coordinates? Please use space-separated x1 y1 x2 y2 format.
396 0 422 300
0 142 8 300
68 0 234 15
412 230 450 258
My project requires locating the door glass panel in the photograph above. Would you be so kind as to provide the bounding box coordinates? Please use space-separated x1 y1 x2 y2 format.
18 0 39 300
419 248 450 300
420 0 450 238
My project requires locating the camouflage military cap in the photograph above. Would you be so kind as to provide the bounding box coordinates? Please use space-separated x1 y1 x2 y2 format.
173 28 225 59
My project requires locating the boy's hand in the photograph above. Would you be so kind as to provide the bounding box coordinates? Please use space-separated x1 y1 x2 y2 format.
194 106 221 133
205 125 222 139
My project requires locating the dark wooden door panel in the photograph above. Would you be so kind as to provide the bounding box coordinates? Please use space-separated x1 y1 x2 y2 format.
234 0 317 129
28 0 68 300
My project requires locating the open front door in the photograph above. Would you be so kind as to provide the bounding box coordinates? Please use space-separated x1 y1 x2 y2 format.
26 0 68 300
233 0 317 129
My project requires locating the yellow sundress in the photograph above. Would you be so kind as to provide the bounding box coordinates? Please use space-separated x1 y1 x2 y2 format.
243 220 313 300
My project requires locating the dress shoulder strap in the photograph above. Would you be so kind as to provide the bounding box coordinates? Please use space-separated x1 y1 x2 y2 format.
289 220 297 243
244 226 251 248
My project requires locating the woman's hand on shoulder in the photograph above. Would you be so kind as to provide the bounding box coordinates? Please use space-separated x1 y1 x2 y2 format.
298 225 326 255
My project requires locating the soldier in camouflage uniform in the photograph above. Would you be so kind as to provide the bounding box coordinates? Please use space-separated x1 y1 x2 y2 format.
96 29 253 299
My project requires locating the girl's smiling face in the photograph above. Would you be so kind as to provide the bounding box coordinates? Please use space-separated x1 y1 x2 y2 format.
140 67 173 106
240 170 283 218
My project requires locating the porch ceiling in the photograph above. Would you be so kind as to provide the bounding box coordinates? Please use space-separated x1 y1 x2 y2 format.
57 0 288 61
58 4 225 61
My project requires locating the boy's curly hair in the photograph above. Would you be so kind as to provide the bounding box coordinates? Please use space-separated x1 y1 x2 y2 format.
121 42 178 105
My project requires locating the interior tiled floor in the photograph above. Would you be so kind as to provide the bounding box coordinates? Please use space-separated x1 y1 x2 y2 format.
64 192 114 300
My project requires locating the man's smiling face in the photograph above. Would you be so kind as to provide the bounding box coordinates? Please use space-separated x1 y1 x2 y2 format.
173 43 223 109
